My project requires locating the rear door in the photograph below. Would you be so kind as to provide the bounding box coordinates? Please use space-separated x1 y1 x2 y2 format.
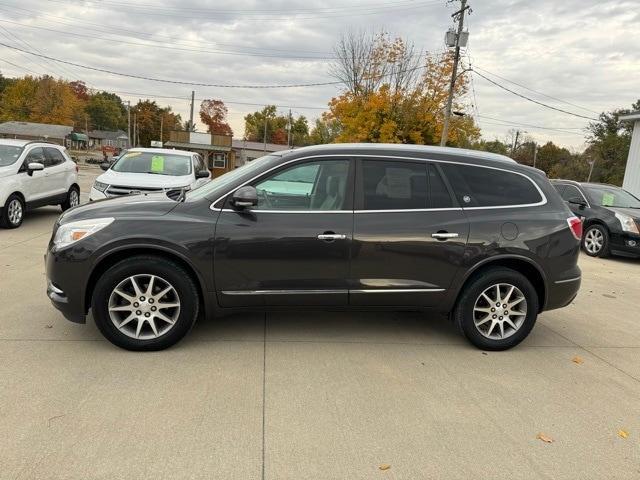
43 147 70 197
350 159 469 306
214 157 354 307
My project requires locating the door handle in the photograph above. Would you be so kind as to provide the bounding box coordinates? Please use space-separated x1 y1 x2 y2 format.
317 233 346 241
431 232 459 239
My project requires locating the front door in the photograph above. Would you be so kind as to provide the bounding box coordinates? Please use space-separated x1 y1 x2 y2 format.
214 158 354 307
21 147 48 202
350 159 469 306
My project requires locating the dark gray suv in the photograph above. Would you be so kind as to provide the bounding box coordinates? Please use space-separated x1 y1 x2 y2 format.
45 144 582 351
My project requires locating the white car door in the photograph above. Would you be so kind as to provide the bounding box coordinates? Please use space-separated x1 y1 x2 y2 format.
20 147 48 202
43 147 69 198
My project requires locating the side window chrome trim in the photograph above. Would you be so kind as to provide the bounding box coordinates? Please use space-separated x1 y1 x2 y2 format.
210 153 547 211
556 183 591 208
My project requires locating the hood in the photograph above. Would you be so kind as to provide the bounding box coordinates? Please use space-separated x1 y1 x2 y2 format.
97 169 192 189
59 192 178 225
607 206 640 220
0 165 18 178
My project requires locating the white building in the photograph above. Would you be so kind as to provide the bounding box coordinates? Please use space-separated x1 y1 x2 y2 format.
620 111 640 197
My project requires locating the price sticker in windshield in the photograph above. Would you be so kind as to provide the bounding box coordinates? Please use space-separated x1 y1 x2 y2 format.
151 155 165 173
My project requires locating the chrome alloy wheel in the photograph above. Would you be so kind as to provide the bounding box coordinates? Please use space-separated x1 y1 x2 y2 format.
7 198 23 225
584 228 604 254
473 283 527 340
108 274 181 340
69 189 80 207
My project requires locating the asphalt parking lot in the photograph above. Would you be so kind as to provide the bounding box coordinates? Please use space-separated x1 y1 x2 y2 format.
1 167 639 479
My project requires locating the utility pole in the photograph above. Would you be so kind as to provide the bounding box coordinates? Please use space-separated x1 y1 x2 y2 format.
188 91 195 132
587 157 596 182
127 101 131 147
263 115 267 153
84 114 89 151
159 114 164 144
440 0 470 147
133 113 137 147
532 142 538 168
287 109 292 148
511 129 521 157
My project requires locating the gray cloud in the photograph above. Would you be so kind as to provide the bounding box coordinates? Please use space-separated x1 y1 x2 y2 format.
0 0 636 148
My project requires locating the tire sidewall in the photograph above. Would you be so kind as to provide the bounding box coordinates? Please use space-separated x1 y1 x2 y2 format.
92 256 199 351
582 224 609 257
454 268 539 351
2 195 25 228
61 186 80 211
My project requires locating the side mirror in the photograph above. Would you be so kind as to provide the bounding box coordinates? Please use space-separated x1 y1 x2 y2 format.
232 186 258 209
27 162 44 176
567 197 586 208
100 162 111 171
195 169 210 179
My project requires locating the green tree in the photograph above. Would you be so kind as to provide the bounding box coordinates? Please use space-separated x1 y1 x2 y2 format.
244 106 309 145
132 100 182 147
309 116 342 144
86 92 127 131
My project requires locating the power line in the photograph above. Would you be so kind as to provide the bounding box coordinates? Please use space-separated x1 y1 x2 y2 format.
477 115 586 136
0 41 430 89
473 65 601 115
472 70 601 122
0 56 42 75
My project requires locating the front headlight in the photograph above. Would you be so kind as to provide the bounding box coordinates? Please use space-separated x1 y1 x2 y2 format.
53 218 115 249
615 212 640 234
93 180 109 192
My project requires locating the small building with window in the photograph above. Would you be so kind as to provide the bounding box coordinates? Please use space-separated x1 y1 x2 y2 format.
88 130 129 150
165 131 235 178
232 139 291 167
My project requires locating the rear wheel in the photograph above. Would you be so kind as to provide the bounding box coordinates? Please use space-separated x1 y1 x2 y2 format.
453 267 539 351
92 256 199 351
61 185 80 211
582 224 610 257
1 194 25 229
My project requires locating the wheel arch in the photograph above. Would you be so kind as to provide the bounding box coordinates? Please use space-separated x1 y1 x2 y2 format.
454 256 547 313
3 190 25 207
85 246 207 317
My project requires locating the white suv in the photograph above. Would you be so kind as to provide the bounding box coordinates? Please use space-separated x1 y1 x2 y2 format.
0 139 80 229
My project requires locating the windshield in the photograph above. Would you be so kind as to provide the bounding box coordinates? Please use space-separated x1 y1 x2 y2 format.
0 145 24 167
582 185 640 209
187 154 280 200
111 151 192 176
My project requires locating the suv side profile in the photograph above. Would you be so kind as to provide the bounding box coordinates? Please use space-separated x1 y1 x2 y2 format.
0 139 80 228
45 144 582 351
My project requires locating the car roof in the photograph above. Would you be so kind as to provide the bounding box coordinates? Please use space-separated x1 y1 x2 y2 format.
0 139 64 148
127 147 193 157
282 143 517 164
551 179 620 188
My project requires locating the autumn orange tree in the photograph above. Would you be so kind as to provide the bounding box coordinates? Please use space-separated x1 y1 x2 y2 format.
326 32 479 146
199 99 233 136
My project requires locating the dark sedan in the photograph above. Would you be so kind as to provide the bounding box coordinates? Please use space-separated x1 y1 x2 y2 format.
551 180 640 257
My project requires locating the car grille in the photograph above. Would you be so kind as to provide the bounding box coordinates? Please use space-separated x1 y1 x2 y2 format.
105 185 165 197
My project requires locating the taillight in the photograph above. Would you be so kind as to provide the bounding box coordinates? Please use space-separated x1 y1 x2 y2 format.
567 216 582 240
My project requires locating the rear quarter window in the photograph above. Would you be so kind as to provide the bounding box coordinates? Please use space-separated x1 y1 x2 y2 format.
440 163 543 207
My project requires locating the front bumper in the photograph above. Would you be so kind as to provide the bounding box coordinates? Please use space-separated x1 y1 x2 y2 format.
45 248 88 324
610 231 640 257
88 187 107 202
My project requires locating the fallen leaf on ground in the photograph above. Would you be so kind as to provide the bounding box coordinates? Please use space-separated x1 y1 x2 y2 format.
618 430 629 439
379 464 391 471
536 433 554 443
572 356 584 364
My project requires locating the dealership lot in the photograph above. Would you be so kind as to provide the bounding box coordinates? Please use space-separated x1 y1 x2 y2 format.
1 168 639 479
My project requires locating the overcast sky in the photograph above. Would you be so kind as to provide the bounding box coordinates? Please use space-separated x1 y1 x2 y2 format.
0 0 637 149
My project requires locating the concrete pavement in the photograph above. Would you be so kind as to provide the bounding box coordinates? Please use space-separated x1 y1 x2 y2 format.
0 168 639 479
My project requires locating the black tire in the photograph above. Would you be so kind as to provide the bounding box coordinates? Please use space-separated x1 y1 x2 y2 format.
582 224 610 258
61 185 80 211
453 267 539 351
91 255 200 351
0 194 25 229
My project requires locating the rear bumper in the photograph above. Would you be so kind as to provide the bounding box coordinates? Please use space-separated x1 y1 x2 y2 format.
545 270 581 311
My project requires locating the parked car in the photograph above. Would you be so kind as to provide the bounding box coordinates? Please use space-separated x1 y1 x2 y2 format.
46 144 582 351
89 148 210 201
0 139 80 229
551 179 640 258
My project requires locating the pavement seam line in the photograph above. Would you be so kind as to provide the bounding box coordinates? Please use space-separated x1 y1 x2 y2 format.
262 312 267 480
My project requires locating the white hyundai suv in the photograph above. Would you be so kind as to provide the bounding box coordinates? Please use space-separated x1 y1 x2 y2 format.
89 148 211 201
0 139 80 229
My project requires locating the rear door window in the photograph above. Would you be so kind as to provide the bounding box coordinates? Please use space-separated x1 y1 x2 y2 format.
360 160 427 210
44 148 66 167
559 185 585 204
428 164 453 208
440 163 543 207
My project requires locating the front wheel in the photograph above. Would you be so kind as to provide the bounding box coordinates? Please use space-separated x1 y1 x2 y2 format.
1 194 25 229
91 256 199 351
582 224 610 257
453 267 539 351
